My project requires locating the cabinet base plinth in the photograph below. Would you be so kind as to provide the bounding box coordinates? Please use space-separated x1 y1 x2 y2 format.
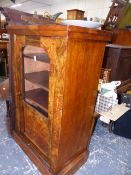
13 131 88 175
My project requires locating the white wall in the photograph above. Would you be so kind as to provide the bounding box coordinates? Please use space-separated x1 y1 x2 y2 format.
50 0 112 21
28 6 51 16
1 0 129 21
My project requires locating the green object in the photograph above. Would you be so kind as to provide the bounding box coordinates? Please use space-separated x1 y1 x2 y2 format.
118 3 131 28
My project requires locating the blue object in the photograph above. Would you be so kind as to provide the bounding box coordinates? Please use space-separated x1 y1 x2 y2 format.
113 109 131 139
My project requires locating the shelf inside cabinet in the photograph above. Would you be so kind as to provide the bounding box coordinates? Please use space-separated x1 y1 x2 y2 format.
23 53 49 63
25 71 49 91
25 88 48 114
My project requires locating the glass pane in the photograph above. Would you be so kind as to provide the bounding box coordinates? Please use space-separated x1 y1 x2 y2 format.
23 45 50 117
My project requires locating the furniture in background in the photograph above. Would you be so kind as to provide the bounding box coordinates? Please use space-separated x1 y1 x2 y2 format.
0 78 10 118
100 68 112 83
117 78 131 94
0 12 7 40
117 3 131 28
0 78 9 100
67 9 85 20
5 13 111 175
0 7 56 25
0 28 7 39
102 44 131 81
0 40 8 77
117 78 131 105
102 0 129 30
101 0 131 82
112 29 131 46
100 103 130 132
95 78 131 133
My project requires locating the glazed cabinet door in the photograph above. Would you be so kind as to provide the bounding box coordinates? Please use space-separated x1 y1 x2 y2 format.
21 44 50 157
10 38 50 158
22 45 50 117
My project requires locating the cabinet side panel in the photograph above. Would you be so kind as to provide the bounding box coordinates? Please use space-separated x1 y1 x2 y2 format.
57 39 106 168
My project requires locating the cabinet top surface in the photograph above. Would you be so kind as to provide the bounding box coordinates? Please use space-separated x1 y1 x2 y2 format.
7 24 111 41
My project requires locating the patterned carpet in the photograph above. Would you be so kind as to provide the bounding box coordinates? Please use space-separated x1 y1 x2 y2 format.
0 99 131 175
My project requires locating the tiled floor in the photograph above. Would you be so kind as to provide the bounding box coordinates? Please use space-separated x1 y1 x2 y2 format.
0 99 131 175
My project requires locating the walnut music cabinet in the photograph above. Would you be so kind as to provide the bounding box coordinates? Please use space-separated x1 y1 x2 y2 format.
7 24 110 175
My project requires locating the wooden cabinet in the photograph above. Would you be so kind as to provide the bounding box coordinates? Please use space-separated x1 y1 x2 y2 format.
103 44 131 81
8 24 110 175
67 9 85 20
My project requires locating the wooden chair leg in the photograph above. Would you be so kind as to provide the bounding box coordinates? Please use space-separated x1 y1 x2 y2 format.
109 120 114 133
